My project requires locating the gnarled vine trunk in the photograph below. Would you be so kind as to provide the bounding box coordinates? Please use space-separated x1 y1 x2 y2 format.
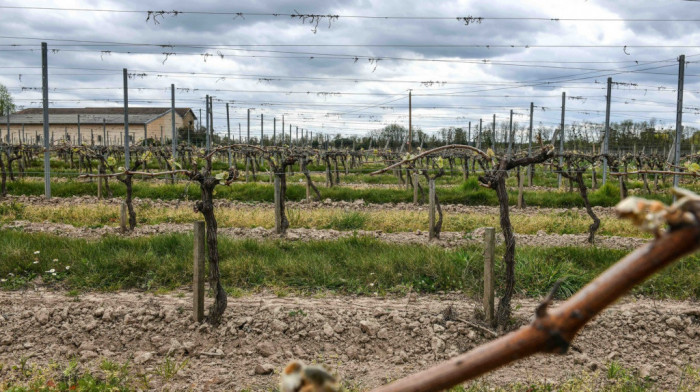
274 171 290 234
479 146 555 329
494 171 515 328
423 169 445 239
576 172 600 244
193 169 227 326
301 158 321 201
117 162 142 231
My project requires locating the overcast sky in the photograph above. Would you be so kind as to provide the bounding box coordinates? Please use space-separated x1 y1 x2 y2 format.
1 0 699 141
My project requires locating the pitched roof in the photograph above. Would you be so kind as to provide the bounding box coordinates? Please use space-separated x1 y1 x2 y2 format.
16 107 193 117
0 107 195 125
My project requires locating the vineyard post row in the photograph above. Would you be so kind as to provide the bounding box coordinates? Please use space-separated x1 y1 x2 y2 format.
7 43 687 200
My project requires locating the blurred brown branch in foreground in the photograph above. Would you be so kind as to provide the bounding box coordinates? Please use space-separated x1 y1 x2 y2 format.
371 189 700 392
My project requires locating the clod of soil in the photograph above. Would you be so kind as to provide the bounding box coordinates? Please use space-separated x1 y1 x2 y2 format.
0 291 697 390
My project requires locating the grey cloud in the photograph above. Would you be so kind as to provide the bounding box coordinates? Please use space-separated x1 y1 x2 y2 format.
1 0 698 136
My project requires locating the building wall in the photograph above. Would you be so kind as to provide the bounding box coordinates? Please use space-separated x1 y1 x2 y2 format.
145 110 195 141
2 111 194 145
4 124 147 145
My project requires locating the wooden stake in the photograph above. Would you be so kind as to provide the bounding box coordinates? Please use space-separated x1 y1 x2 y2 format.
428 179 437 240
303 161 311 202
274 175 283 234
413 173 419 205
119 202 127 233
193 221 205 323
517 167 524 209
483 227 495 326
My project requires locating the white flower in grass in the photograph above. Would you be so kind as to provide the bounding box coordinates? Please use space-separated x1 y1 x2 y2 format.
51 272 57 276
34 251 40 255
0 279 6 283
33 261 39 265
65 266 70 270
52 259 58 262
46 269 55 274
8 273 14 277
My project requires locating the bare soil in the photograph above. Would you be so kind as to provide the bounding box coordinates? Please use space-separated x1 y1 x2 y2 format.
0 291 697 391
2 220 647 250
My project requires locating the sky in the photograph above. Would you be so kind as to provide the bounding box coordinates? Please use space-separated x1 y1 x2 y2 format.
1 0 699 142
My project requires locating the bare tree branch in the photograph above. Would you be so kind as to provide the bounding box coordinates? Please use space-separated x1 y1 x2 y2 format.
371 196 700 392
370 144 489 176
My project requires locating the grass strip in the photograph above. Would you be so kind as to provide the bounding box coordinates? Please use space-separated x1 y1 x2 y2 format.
1 231 697 299
5 179 676 208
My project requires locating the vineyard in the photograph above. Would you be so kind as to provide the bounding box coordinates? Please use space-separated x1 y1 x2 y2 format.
1 137 699 391
3 2 700 391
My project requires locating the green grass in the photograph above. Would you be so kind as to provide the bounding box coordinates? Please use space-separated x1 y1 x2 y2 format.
2 358 697 392
455 364 700 391
0 357 189 391
0 358 132 391
323 211 369 230
6 177 675 207
0 196 652 238
1 230 697 299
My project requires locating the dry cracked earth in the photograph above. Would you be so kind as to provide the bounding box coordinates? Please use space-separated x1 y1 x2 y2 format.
0 291 698 391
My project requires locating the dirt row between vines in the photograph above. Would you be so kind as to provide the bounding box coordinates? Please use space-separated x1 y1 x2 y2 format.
2 220 647 250
0 291 697 391
3 195 621 218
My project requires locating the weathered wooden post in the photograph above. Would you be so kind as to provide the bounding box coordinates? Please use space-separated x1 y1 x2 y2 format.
483 227 495 326
274 175 284 234
517 167 524 209
193 221 205 323
413 172 420 205
119 202 127 233
428 179 437 240
245 156 250 183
